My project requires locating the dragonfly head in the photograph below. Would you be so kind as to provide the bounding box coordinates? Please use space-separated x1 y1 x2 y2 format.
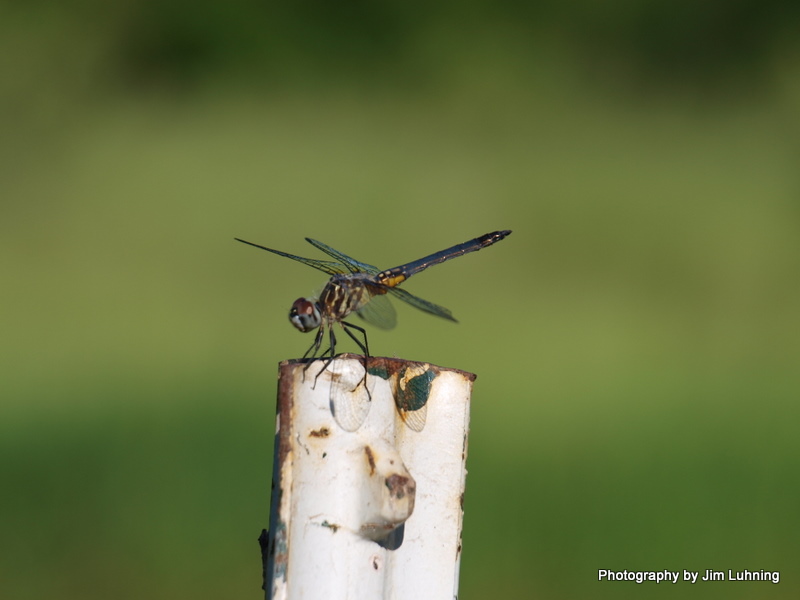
290 298 321 332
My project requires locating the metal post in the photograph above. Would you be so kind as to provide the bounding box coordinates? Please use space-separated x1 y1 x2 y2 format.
263 354 474 600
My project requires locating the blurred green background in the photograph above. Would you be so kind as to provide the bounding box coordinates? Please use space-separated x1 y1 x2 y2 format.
2 1 799 598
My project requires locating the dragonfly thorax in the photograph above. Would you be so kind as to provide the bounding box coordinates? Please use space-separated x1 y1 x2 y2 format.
318 275 375 321
290 298 321 332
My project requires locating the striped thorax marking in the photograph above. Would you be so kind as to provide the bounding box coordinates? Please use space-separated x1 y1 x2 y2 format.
319 275 372 321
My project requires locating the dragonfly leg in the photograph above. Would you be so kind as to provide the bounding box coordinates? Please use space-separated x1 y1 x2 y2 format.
341 320 370 398
312 327 338 390
302 326 325 359
301 325 326 382
341 320 369 356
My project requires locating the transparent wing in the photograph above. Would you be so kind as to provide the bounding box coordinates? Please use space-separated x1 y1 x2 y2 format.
386 287 457 322
327 358 372 432
235 238 347 275
355 294 397 330
305 238 380 275
393 363 435 432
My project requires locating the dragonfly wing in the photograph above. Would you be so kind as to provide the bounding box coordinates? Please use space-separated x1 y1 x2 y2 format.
393 363 435 433
235 238 347 275
387 287 457 322
355 294 397 330
305 238 380 274
328 357 372 432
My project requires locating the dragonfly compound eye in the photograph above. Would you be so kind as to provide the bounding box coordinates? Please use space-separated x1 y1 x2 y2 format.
289 298 321 332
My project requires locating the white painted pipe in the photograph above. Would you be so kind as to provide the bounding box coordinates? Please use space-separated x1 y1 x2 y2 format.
263 354 474 600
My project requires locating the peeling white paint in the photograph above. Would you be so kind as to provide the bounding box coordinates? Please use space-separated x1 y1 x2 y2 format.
264 356 473 600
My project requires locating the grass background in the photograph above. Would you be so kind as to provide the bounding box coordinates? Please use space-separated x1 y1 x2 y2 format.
2 2 799 598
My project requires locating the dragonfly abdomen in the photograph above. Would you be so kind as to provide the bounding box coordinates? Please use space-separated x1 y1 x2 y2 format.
376 230 511 287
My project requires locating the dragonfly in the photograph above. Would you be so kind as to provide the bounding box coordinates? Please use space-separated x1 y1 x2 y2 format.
235 230 511 425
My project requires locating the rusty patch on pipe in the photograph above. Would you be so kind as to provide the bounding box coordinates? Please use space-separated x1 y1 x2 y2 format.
320 520 340 533
385 473 416 501
364 445 376 475
264 361 299 588
362 355 476 383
